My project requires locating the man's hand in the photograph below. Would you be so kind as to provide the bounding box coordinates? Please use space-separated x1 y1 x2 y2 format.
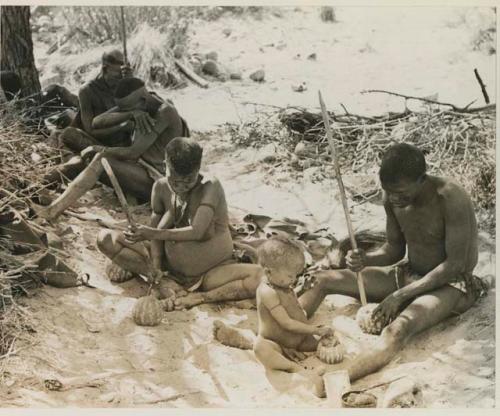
346 248 367 272
124 224 157 243
314 325 334 337
81 145 104 162
131 110 155 134
121 64 133 78
120 119 135 133
372 293 403 328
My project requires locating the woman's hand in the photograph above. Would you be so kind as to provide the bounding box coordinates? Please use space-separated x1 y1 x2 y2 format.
124 224 157 243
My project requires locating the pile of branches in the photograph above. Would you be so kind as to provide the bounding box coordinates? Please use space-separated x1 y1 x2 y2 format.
0 100 59 361
228 92 496 228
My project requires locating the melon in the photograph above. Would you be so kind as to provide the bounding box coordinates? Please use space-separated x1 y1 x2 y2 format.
356 303 384 335
105 261 134 283
132 295 164 326
316 333 344 364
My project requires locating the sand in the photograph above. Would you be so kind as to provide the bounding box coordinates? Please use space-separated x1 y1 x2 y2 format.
0 6 495 409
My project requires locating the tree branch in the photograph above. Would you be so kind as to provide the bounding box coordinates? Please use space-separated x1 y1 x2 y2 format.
474 68 490 104
361 89 494 113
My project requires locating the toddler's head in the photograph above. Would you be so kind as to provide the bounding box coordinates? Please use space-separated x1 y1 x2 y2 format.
257 237 305 288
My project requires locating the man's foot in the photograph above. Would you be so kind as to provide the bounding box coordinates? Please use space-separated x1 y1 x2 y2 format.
31 203 57 223
212 320 256 350
173 292 204 310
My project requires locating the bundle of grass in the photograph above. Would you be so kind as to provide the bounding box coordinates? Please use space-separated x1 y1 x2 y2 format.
128 23 184 88
57 6 190 48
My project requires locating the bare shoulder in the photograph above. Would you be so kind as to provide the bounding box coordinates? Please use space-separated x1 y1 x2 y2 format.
201 175 222 189
151 178 170 211
432 176 472 208
155 103 179 121
257 281 280 305
152 177 169 193
78 82 91 98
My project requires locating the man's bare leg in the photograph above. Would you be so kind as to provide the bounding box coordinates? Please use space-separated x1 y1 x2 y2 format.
347 285 477 382
39 154 104 221
40 155 154 220
174 264 263 309
299 267 398 318
60 127 99 153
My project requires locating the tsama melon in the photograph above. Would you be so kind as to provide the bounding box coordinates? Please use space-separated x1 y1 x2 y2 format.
316 333 344 364
356 303 384 335
132 295 164 326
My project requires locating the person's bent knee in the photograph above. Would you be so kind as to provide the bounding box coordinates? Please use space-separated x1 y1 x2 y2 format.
60 127 80 146
242 266 264 294
96 229 121 258
253 337 267 361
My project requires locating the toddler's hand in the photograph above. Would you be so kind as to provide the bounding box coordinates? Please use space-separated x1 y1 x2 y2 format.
315 325 334 337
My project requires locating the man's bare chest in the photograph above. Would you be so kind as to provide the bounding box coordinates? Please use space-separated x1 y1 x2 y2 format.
394 202 445 244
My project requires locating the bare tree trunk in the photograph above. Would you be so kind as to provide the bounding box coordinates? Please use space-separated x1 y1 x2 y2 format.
1 6 41 98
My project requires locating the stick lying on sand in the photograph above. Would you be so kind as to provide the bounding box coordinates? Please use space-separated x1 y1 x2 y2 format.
318 91 367 305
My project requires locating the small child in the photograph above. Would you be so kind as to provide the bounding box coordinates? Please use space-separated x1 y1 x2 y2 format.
254 237 333 374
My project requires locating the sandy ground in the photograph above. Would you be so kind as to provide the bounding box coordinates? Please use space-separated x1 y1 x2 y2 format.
0 6 496 408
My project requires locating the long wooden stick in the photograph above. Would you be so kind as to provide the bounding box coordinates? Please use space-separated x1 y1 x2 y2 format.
318 91 367 306
101 158 135 228
101 158 157 292
120 6 128 65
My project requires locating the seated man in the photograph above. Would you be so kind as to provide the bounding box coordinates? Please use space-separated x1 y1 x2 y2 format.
298 143 488 382
40 77 188 220
97 137 263 310
43 50 154 184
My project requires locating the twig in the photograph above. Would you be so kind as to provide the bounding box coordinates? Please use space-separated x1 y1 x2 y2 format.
358 375 406 392
134 390 201 405
362 89 494 113
474 68 490 104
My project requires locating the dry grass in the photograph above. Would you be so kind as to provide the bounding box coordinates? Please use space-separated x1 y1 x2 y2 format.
0 100 57 369
40 22 190 90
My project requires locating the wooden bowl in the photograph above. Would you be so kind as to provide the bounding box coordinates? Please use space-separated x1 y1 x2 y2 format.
341 390 377 408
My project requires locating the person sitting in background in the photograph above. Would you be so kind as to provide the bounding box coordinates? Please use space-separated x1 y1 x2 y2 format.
43 49 150 185
39 77 188 220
